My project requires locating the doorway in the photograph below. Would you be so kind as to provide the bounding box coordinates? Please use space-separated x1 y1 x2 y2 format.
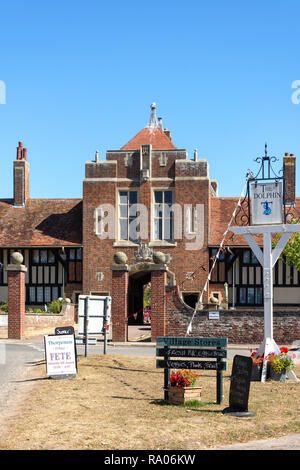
128 271 151 324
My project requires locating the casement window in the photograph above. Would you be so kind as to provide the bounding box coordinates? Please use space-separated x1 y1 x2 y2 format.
29 285 60 304
32 249 55 265
118 190 139 241
66 248 82 283
238 287 263 305
241 249 260 266
153 190 173 241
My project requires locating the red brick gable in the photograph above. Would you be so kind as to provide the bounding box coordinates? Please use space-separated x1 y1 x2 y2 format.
121 127 177 150
0 198 82 247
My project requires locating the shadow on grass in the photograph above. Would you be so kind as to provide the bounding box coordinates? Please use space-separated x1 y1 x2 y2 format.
151 399 222 412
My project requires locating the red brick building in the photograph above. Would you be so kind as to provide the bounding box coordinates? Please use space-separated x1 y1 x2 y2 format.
0 104 299 342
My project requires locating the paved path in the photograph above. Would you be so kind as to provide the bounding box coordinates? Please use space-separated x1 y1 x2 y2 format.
218 433 300 450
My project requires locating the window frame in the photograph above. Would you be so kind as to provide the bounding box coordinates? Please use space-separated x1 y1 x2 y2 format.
117 189 140 243
152 188 175 243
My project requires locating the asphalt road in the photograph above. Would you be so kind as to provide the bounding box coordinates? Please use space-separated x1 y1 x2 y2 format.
0 341 44 411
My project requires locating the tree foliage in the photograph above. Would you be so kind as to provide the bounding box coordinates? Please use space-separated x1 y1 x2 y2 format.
273 218 300 271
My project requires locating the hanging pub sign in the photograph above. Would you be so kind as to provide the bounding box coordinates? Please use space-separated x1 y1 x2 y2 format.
251 181 283 225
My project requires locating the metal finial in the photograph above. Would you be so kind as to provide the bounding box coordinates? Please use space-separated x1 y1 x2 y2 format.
148 103 158 128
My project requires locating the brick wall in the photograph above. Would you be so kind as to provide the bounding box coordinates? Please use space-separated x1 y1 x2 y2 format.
166 286 300 344
0 302 75 338
111 268 128 341
151 269 167 340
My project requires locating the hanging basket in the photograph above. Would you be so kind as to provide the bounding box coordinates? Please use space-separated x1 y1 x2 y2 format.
167 386 202 405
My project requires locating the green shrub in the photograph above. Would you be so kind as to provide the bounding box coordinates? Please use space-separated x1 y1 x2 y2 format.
47 297 65 313
0 302 8 312
33 308 43 314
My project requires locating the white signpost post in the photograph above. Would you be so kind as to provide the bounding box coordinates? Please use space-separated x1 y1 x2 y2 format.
230 221 300 382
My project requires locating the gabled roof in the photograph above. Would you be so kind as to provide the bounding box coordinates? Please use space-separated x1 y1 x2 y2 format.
121 103 177 150
121 126 177 150
0 199 82 247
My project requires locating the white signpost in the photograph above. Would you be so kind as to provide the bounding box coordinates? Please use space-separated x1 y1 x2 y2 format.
230 223 300 382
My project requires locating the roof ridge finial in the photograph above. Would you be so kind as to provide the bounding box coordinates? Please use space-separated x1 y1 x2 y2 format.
148 102 158 128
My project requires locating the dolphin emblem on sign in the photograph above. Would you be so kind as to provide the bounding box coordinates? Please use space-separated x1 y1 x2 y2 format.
261 201 272 215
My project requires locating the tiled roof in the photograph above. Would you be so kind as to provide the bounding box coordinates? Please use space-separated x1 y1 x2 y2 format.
209 197 300 247
0 199 82 247
121 126 177 150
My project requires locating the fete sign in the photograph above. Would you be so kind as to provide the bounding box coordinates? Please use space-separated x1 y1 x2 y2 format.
44 334 77 379
251 182 283 225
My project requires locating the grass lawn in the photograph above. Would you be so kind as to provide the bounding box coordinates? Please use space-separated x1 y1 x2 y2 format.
0 354 299 450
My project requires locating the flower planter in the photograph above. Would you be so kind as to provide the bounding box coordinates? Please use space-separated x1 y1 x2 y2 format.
270 368 287 382
168 386 202 405
251 364 262 381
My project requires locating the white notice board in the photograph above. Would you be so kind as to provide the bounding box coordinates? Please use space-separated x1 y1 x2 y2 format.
78 295 111 335
44 334 77 377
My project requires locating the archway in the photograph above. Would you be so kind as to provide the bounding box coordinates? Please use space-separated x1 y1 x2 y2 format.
128 270 151 325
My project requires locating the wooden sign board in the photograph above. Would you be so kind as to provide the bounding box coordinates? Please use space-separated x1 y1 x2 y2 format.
156 359 227 371
251 181 283 225
156 337 228 404
44 334 77 380
156 336 227 348
156 348 227 359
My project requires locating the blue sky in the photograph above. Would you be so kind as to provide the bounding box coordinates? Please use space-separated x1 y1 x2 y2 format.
0 0 300 199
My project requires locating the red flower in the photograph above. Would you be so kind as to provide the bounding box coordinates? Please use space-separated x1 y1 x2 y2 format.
280 347 289 354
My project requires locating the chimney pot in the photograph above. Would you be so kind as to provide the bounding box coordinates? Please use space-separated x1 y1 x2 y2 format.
163 128 172 141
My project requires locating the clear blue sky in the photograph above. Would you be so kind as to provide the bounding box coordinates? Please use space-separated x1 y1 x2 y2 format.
0 0 300 199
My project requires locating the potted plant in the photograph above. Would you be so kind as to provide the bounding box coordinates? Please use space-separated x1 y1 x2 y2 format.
266 347 295 381
250 349 264 381
168 369 201 404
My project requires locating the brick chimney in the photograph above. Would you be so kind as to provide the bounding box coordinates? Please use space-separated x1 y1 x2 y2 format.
283 152 296 205
14 141 29 206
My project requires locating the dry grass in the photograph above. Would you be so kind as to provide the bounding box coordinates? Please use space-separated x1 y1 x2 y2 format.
0 354 299 450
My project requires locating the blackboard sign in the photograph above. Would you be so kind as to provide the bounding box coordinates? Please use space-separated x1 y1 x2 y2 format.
55 326 75 336
223 355 254 417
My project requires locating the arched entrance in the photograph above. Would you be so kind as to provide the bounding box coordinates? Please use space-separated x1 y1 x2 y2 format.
111 254 168 342
128 270 151 325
